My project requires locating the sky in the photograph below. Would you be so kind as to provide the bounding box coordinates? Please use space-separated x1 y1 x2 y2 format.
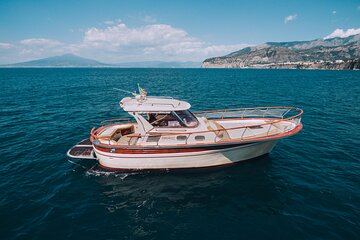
0 0 359 64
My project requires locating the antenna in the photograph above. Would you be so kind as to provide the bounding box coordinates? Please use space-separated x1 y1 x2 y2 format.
113 87 147 103
113 87 137 96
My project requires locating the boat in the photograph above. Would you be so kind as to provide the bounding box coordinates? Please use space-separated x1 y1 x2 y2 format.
67 89 303 170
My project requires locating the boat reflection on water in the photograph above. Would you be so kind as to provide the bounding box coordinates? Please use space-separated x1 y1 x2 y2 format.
76 154 286 238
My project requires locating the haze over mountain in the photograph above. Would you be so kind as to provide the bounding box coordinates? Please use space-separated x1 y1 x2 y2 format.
4 54 108 67
202 34 360 70
2 54 200 68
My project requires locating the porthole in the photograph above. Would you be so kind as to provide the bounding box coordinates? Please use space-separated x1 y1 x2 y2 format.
146 136 161 142
195 135 205 141
176 135 187 141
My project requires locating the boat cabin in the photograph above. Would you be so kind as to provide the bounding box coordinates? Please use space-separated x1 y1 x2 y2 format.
89 95 301 147
120 96 203 134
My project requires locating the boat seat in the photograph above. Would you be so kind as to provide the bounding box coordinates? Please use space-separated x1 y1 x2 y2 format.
109 125 135 141
117 134 141 145
206 119 231 141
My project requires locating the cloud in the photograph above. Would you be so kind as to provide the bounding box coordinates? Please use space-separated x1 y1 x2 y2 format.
0 22 249 63
332 10 336 14
79 22 249 61
20 38 62 47
284 14 297 24
15 38 66 60
0 39 64 63
0 42 14 49
83 23 190 47
324 28 360 39
103 19 122 26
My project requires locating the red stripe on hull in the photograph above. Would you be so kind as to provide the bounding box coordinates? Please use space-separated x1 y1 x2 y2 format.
93 143 243 154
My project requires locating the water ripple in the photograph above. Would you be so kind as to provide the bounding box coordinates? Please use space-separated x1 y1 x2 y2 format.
0 68 359 240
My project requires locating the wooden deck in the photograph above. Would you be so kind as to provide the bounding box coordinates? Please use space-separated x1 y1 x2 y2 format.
67 138 96 160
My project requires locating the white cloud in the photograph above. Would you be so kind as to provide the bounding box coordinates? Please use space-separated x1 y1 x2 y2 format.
15 38 66 60
83 23 189 47
79 22 249 61
0 22 249 63
0 42 14 49
324 28 360 39
20 38 62 48
103 19 122 26
284 14 297 24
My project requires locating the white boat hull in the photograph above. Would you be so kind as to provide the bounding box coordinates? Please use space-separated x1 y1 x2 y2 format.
93 140 278 170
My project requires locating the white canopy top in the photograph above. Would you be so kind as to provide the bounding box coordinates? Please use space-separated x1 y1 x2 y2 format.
120 96 191 112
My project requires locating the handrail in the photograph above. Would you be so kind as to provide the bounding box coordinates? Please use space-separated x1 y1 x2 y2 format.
90 106 303 144
192 106 301 114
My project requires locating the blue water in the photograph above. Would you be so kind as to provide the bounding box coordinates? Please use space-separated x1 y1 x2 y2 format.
0 68 359 239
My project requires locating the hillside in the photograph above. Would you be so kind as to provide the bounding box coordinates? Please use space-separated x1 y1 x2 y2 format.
202 34 360 69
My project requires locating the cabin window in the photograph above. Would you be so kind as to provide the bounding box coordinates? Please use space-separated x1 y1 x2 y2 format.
148 112 181 127
174 110 199 127
147 110 199 128
146 136 161 142
176 135 188 141
195 135 205 141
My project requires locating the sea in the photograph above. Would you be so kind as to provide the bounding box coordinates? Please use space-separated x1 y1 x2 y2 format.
0 68 359 240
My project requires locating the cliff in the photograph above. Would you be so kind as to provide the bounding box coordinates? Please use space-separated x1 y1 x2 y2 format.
202 34 360 70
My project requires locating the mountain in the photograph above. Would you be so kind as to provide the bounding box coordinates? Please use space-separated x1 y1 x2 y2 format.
202 34 360 70
6 54 109 67
1 54 200 68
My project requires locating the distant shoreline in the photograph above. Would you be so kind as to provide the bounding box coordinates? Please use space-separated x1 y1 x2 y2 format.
0 65 201 69
0 66 358 70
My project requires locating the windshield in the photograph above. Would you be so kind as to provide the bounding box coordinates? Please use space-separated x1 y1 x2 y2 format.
147 110 198 128
174 110 199 127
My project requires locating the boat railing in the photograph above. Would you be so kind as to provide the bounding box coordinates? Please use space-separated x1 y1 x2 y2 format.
193 106 298 120
90 106 303 145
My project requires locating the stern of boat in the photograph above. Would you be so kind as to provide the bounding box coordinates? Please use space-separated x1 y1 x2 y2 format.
67 138 96 160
